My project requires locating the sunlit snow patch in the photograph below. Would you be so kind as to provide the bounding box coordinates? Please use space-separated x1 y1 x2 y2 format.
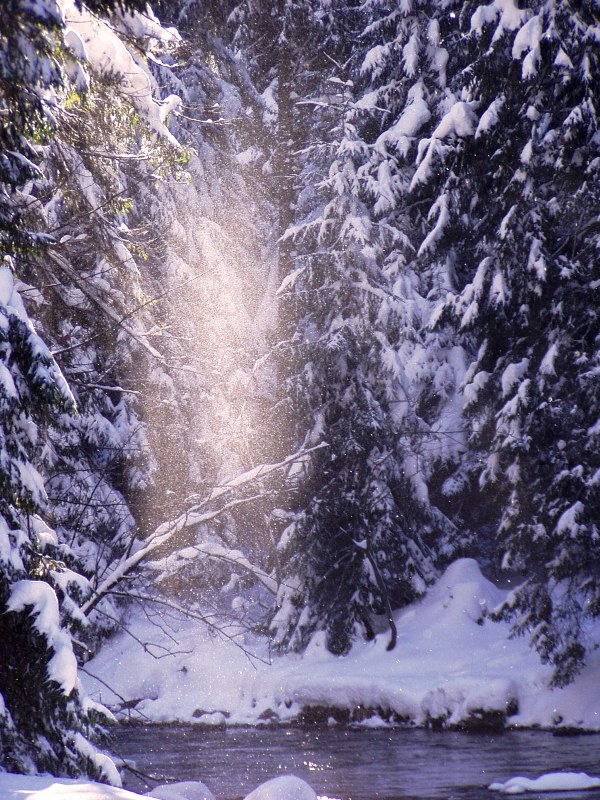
81 558 600 731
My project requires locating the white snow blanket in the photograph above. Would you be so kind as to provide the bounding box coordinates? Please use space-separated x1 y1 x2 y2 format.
489 772 600 794
81 559 600 731
0 773 145 800
0 774 316 800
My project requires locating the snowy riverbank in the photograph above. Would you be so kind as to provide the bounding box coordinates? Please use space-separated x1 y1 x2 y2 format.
5 771 600 800
81 560 600 732
4 771 600 800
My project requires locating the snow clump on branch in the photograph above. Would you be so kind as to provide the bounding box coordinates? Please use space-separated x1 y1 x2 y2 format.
58 0 182 146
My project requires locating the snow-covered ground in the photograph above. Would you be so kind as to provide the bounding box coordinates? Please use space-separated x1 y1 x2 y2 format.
6 771 600 800
81 559 600 731
6 563 600 800
0 774 317 800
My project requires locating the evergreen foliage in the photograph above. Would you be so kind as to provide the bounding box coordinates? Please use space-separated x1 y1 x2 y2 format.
0 0 158 259
266 0 600 681
0 265 108 776
266 0 462 655
345 0 600 683
434 0 600 686
0 0 187 778
0 0 63 257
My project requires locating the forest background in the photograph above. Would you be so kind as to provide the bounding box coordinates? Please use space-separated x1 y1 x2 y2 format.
0 0 599 783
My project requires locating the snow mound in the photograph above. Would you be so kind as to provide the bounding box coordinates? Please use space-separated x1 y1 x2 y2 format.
146 781 216 800
489 772 600 794
0 774 325 800
0 772 146 799
243 776 317 800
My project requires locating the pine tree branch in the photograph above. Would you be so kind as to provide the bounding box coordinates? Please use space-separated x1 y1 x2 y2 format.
48 252 165 361
51 272 207 357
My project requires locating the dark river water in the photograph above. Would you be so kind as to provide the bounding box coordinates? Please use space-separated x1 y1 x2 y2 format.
111 726 600 800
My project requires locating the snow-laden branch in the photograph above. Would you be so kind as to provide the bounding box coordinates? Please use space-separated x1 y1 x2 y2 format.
206 442 326 502
147 539 278 595
49 252 164 361
61 0 182 148
81 443 328 615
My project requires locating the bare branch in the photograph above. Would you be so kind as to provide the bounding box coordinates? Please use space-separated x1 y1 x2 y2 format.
77 383 141 395
80 150 154 161
146 539 278 595
109 591 270 667
81 442 328 615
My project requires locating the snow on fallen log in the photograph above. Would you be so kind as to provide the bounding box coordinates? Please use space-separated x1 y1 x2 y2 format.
489 772 600 794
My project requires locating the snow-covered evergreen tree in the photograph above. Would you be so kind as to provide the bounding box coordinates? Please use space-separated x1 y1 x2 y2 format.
11 0 286 645
353 0 474 530
0 0 190 775
388 0 600 684
452 0 600 686
6 0 188 657
264 0 463 655
263 0 600 675
111 0 285 611
0 265 112 777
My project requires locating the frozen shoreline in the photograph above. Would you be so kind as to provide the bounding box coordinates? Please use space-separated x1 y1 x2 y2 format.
5 766 600 800
106 718 600 732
